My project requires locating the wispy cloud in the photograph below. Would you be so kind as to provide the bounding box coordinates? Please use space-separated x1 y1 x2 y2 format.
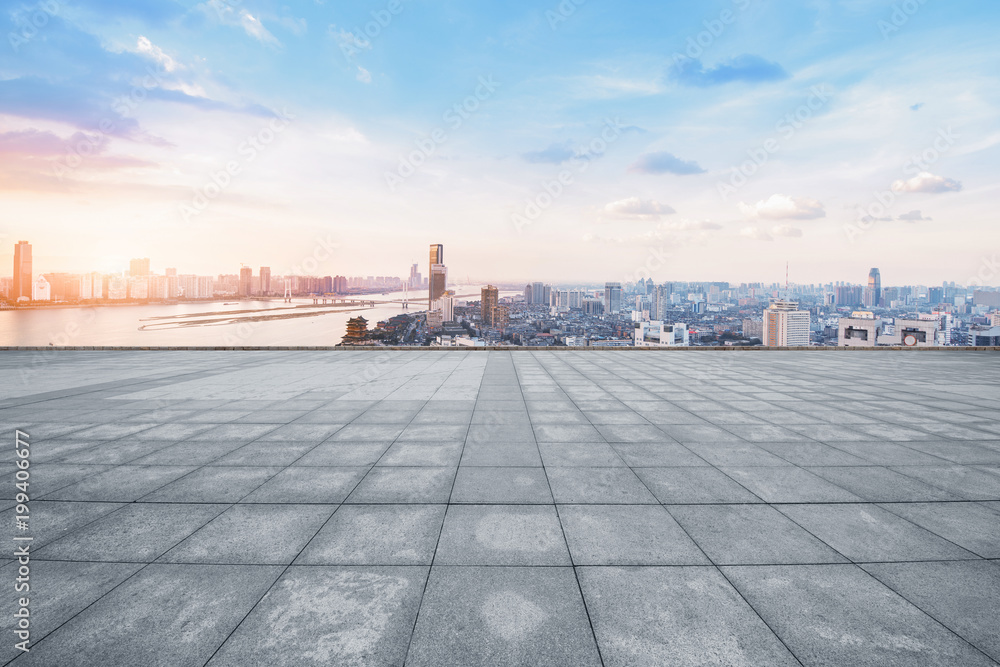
898 209 931 221
892 172 962 193
522 142 576 164
739 194 825 220
604 197 676 219
628 151 705 175
671 55 789 87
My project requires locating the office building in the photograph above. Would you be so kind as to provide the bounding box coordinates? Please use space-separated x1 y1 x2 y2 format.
634 321 688 347
429 244 447 304
13 241 31 301
880 318 939 347
532 282 545 305
32 275 51 301
260 267 271 295
763 299 810 346
604 282 622 315
839 314 883 347
239 267 253 296
481 285 500 327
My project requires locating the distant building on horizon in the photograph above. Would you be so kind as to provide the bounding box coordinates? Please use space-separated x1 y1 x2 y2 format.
763 299 810 346
429 244 446 306
604 282 622 315
481 285 499 327
130 258 150 277
260 267 271 295
13 241 31 301
863 268 882 308
239 267 253 297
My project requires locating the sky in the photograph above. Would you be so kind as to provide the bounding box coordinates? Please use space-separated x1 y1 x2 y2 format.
1 0 998 286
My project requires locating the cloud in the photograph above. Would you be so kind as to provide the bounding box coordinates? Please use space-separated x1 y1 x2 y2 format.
910 103 924 111
891 172 962 193
771 225 803 238
628 151 705 175
740 226 773 241
522 142 576 164
604 197 676 219
134 36 179 72
143 88 279 117
202 1 281 46
671 54 789 87
329 26 370 57
898 209 931 221
356 66 372 84
739 194 826 220
0 129 110 156
239 11 281 46
670 220 722 231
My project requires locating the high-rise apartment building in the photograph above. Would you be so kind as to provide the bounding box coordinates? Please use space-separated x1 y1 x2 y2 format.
531 282 544 305
763 299 810 346
239 267 253 296
13 241 32 300
482 285 499 327
260 267 271 295
604 282 622 315
130 258 150 277
429 244 447 304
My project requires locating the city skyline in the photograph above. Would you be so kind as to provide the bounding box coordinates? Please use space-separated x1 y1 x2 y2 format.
2 2 998 284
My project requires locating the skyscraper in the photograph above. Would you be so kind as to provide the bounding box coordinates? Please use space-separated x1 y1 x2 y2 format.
763 299 811 346
239 267 253 296
260 267 271 295
13 241 31 300
130 258 150 277
429 244 447 304
531 282 544 305
864 268 882 308
604 282 622 315
482 285 499 327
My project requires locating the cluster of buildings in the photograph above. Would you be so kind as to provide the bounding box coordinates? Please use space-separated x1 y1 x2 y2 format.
1 240 420 305
429 267 999 348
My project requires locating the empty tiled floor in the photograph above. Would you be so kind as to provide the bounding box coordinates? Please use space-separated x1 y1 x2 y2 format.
2 349 999 666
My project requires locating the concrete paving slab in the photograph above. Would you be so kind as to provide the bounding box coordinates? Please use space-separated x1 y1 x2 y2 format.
578 566 800 667
861 560 1000 662
669 504 848 565
559 504 709 565
0 560 144 664
406 566 601 667
451 467 553 503
205 566 426 667
241 466 367 503
635 466 763 503
345 467 454 503
724 564 997 667
12 564 282 667
141 466 281 503
435 505 570 565
296 504 445 565
878 502 1000 558
36 503 227 562
546 467 659 504
41 465 196 502
778 503 979 562
161 503 335 564
720 466 863 503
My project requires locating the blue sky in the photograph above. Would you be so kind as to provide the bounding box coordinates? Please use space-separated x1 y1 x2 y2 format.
2 0 999 285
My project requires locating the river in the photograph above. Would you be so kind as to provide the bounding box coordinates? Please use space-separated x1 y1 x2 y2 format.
0 286 511 346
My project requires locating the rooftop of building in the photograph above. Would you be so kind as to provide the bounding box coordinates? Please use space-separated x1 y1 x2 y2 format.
2 349 999 665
